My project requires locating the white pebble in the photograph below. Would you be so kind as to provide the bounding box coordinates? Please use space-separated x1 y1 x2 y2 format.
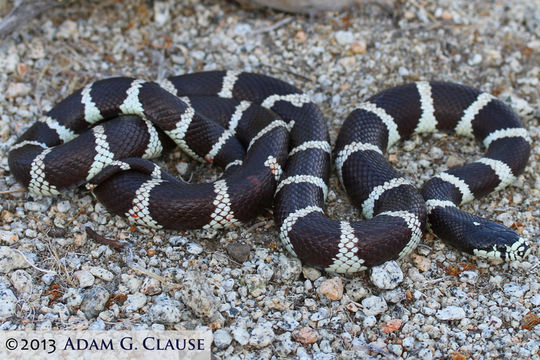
335 31 354 45
361 296 388 316
370 261 403 289
436 305 466 320
74 269 95 288
186 242 203 255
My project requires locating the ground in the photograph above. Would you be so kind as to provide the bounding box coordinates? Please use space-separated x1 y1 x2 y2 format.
0 0 539 359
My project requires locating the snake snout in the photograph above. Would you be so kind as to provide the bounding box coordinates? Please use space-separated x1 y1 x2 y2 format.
468 220 531 261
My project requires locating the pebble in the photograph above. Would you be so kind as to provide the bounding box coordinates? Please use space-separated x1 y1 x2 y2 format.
345 280 369 301
0 247 32 273
319 277 343 301
302 266 321 281
277 255 302 283
383 289 405 303
459 270 479 284
213 329 233 349
0 44 18 73
370 261 403 289
503 282 529 298
74 270 95 288
335 31 354 45
56 20 78 39
0 283 17 319
10 270 32 295
148 295 183 324
249 323 275 348
226 242 251 263
246 274 266 297
362 296 388 316
56 201 71 213
381 319 402 333
411 254 431 272
446 155 462 168
363 315 376 327
169 235 188 246
436 306 466 321
6 82 31 98
186 242 203 255
80 287 110 318
0 230 18 245
179 271 219 318
89 267 114 282
232 326 250 345
124 293 147 312
351 40 367 54
292 327 318 344
141 277 162 295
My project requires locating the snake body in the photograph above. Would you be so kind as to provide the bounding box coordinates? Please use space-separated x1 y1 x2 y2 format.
8 71 532 272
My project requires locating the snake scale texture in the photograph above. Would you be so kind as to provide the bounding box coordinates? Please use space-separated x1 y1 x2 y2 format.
8 71 532 273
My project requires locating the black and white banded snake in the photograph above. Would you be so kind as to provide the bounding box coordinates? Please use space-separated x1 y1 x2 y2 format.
8 71 532 273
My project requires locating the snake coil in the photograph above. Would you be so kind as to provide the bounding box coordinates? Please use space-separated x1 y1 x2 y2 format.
8 71 532 272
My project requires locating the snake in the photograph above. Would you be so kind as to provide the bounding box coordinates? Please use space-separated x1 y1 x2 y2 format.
8 71 532 273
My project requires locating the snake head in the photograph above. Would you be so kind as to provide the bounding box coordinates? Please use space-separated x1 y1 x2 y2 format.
466 219 532 262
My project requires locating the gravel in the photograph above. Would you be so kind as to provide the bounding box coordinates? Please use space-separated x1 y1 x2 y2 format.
0 0 539 358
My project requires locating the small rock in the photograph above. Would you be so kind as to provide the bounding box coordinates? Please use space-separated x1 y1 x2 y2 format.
410 254 431 272
292 327 318 344
186 242 203 255
362 296 388 316
153 1 170 26
0 45 19 73
80 287 110 318
440 10 452 20
345 280 369 301
381 319 402 333
277 255 302 283
148 295 183 324
383 289 405 303
335 31 354 45
402 336 415 348
249 323 275 348
74 270 95 288
302 266 321 281
436 306 466 321
246 274 266 297
351 40 367 54
459 270 478 284
10 270 32 295
0 230 18 245
90 267 114 282
388 344 403 356
319 277 343 301
56 201 71 213
503 282 529 298
445 155 462 168
370 261 403 289
56 20 78 39
213 329 232 349
6 82 31 98
0 247 32 273
232 327 250 345
124 293 147 312
141 277 162 295
363 315 376 327
179 271 219 318
226 242 251 263
0 283 17 319
169 235 188 246
88 319 106 330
